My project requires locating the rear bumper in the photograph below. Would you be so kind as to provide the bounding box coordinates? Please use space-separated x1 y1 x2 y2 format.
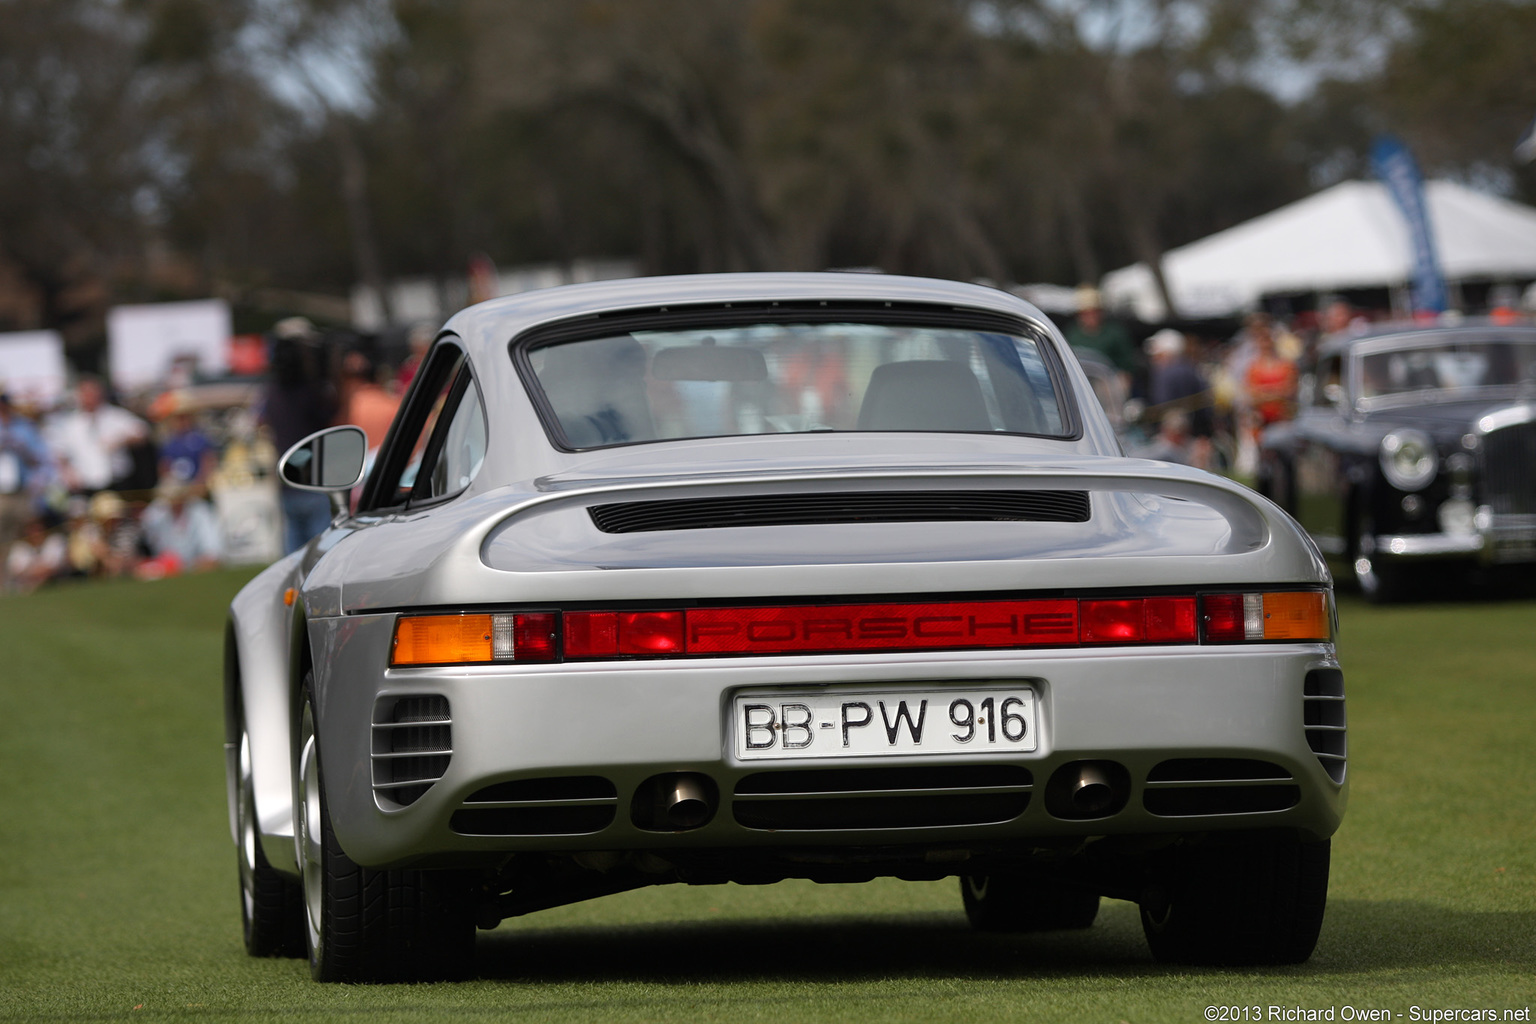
308 613 1347 868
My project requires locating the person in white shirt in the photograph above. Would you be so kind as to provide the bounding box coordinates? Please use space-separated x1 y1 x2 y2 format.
6 516 67 594
48 378 149 495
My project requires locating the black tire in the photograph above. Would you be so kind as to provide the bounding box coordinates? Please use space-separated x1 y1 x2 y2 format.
237 726 305 958
297 681 475 983
1139 834 1330 966
1352 516 1407 603
960 872 1101 932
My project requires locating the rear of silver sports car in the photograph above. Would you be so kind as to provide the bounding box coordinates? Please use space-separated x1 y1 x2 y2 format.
252 277 1347 978
307 462 1345 970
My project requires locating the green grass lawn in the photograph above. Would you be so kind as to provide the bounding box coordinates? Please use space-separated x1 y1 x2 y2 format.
1 570 1532 1022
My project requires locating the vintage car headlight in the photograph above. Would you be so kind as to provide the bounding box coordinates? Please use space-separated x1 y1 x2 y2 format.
1380 429 1437 491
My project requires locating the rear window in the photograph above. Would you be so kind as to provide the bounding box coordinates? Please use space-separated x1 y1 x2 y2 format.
522 320 1070 449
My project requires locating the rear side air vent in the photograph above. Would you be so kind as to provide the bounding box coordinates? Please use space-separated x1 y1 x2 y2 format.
1142 758 1300 817
589 490 1091 533
733 764 1032 831
371 695 451 807
450 775 618 836
1303 668 1348 784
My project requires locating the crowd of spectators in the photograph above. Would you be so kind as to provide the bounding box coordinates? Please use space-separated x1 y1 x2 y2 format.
1 316 404 597
7 291 1531 595
1066 288 1409 473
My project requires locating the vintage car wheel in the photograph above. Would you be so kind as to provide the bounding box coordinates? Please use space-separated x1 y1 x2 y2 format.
1352 517 1406 603
1139 834 1329 965
960 872 1101 932
236 727 304 957
1256 453 1294 515
297 683 474 983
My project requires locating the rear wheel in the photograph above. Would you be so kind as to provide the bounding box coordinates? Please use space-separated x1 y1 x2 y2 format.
1139 834 1330 966
237 726 304 957
296 681 475 983
960 872 1100 932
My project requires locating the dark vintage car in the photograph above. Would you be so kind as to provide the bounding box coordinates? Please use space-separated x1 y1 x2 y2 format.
1258 321 1536 601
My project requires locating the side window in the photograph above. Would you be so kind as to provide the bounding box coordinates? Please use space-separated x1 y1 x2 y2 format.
417 376 486 501
359 343 466 511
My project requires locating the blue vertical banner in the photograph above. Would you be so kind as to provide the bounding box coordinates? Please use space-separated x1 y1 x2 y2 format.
1371 135 1447 313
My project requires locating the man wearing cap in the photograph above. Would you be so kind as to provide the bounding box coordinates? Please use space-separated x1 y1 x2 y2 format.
1065 286 1139 391
1144 329 1214 470
1 390 54 593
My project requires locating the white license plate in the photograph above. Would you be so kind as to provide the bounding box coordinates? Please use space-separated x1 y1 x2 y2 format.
733 687 1038 761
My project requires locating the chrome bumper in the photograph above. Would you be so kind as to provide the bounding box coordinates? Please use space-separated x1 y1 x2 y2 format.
1376 511 1536 565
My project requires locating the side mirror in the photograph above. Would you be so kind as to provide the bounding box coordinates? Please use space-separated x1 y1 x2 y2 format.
278 426 368 491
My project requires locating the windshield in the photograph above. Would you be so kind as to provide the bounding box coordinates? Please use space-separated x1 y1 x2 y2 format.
1355 335 1536 406
525 321 1070 448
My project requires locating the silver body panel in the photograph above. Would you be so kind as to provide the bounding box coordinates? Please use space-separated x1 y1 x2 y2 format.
225 273 1342 881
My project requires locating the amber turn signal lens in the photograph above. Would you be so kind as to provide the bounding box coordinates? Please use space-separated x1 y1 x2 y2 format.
391 614 494 666
1261 591 1331 641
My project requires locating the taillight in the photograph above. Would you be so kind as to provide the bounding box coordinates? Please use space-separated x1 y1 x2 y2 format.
391 612 556 666
1080 597 1197 644
565 610 684 658
389 590 1329 665
1200 591 1331 643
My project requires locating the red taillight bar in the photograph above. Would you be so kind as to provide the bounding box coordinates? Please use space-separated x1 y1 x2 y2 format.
559 591 1329 659
390 591 1330 666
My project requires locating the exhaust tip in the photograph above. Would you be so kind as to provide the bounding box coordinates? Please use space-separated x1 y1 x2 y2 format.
663 776 713 829
632 772 719 832
1045 760 1130 820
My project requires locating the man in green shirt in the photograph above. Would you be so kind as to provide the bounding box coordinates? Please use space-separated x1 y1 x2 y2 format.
1064 285 1139 391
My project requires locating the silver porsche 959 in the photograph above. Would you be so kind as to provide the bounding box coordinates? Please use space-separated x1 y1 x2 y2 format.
224 273 1345 982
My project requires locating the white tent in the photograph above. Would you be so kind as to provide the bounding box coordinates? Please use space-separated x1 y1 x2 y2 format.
1101 180 1536 321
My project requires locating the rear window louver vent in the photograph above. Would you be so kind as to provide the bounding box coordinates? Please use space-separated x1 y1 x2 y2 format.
589 490 1091 533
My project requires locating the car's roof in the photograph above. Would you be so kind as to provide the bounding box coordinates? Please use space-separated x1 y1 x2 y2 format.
1318 319 1536 360
439 272 1052 353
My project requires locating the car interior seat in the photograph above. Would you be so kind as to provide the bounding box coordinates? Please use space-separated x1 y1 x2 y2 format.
856 359 994 432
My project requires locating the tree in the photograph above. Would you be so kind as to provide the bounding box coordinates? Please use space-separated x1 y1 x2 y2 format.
0 0 156 352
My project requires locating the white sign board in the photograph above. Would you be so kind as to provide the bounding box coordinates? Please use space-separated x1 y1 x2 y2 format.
107 299 233 393
0 330 68 407
214 480 283 566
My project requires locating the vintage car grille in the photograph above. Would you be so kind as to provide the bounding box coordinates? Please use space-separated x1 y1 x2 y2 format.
371 695 452 807
1142 758 1300 816
450 776 618 836
1303 668 1348 784
588 490 1091 533
732 765 1032 830
1480 419 1536 516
